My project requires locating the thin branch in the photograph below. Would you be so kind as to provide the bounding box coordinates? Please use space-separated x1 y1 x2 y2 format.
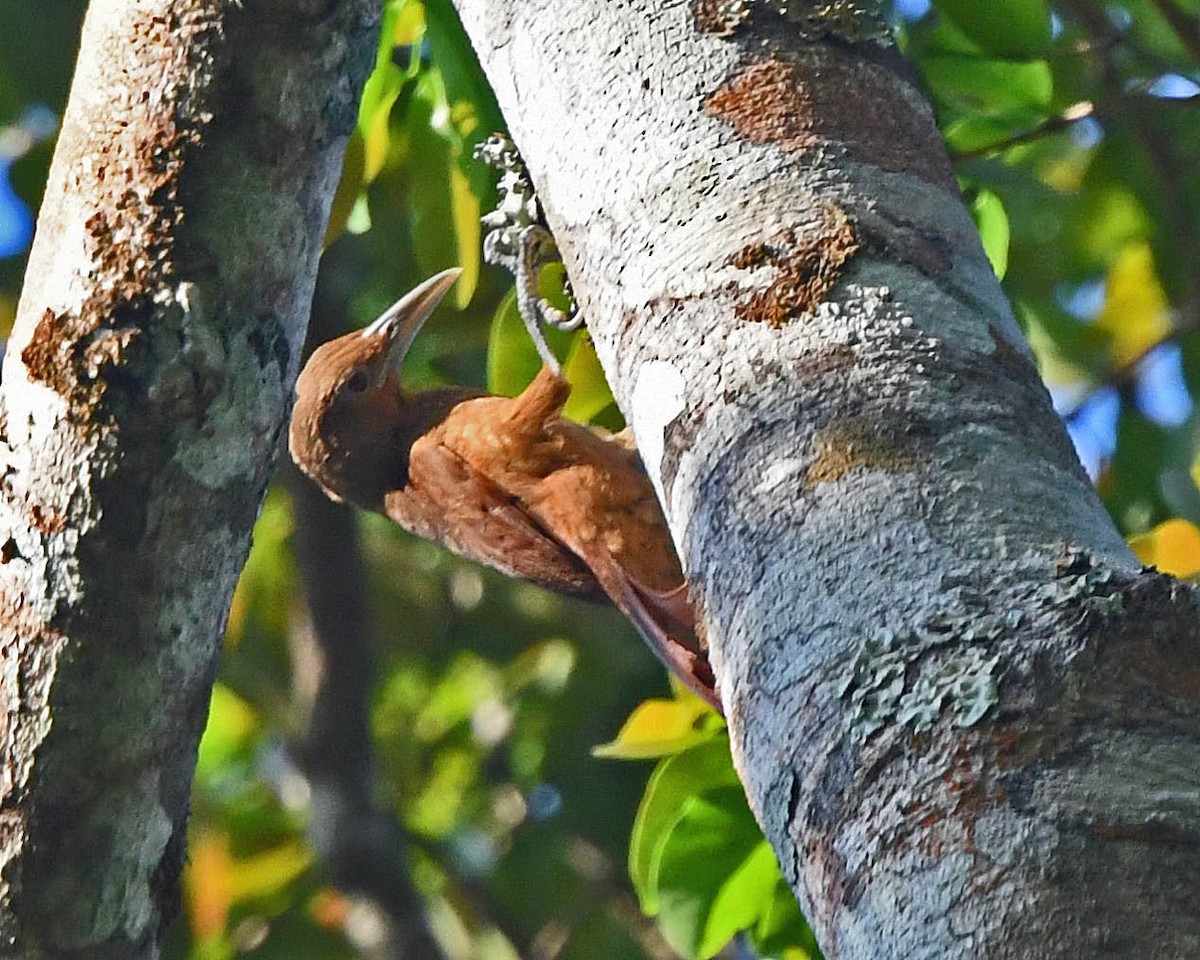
952 101 1094 161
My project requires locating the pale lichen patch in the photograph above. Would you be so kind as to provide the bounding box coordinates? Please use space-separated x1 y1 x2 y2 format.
839 584 1014 738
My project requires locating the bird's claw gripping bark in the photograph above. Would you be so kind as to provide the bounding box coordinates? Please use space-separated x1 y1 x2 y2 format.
476 133 580 375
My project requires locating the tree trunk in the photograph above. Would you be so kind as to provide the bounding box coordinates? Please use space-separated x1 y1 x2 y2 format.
0 1 377 956
449 2 1200 957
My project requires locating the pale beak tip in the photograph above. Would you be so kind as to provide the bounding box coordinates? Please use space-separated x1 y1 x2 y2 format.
362 267 464 341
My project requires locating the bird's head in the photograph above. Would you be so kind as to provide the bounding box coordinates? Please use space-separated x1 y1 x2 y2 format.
289 267 462 506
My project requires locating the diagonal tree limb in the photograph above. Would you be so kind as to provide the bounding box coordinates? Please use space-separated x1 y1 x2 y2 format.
0 1 378 955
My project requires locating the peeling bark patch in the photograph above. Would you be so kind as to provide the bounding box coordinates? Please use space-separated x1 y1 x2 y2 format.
19 11 208 416
804 416 917 491
732 205 858 327
706 55 956 191
690 0 750 36
705 58 818 154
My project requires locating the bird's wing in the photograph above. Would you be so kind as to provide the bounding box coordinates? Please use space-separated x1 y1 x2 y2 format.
527 484 721 713
605 573 721 713
396 435 601 598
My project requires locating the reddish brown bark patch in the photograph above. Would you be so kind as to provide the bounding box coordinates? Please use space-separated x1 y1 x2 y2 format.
705 58 818 154
19 10 202 416
690 0 750 36
705 54 957 191
731 204 858 327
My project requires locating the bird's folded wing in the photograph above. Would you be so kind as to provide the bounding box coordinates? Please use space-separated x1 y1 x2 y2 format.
398 436 601 598
527 492 721 713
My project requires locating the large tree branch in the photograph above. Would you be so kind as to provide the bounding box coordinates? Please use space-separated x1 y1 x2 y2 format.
449 2 1200 957
0 1 377 955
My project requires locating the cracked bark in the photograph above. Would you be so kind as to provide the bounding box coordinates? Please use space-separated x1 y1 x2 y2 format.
449 1 1200 958
0 1 377 956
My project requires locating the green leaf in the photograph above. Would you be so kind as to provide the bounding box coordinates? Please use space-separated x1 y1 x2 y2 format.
629 737 741 914
561 335 616 424
486 290 574 397
753 880 822 960
405 69 461 280
933 0 1051 59
195 684 259 777
922 54 1052 121
653 787 781 959
358 0 421 183
969 187 1010 279
449 163 481 307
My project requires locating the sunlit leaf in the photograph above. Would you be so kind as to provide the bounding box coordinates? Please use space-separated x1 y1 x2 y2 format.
629 737 741 913
358 0 423 182
1129 518 1200 578
227 841 313 902
922 55 1052 120
653 788 781 959
1093 243 1172 367
486 289 573 397
969 187 1010 279
449 164 480 307
593 698 716 760
195 684 258 776
562 335 616 424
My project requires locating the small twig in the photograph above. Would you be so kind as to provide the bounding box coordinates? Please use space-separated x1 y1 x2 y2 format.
952 101 1095 161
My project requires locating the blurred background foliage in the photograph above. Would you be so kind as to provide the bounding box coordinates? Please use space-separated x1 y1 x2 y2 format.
1 0 1198 957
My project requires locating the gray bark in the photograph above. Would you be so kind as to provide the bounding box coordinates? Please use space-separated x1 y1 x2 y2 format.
0 1 377 956
449 2 1200 958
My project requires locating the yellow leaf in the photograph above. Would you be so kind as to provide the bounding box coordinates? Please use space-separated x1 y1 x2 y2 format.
1093 243 1171 367
226 841 313 902
185 830 234 942
392 0 425 46
593 697 717 760
449 164 480 308
1129 519 1200 579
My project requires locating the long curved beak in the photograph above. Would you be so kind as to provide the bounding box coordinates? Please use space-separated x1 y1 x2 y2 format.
362 267 463 368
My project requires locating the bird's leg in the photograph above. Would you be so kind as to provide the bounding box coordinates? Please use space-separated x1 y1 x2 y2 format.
512 225 582 374
475 133 581 376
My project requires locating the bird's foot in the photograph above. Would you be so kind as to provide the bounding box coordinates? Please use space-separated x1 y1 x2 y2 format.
476 133 580 375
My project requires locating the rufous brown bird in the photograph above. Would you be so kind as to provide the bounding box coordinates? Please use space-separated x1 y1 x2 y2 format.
289 269 719 711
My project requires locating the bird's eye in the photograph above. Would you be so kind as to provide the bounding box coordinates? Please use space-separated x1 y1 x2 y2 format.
346 370 370 393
